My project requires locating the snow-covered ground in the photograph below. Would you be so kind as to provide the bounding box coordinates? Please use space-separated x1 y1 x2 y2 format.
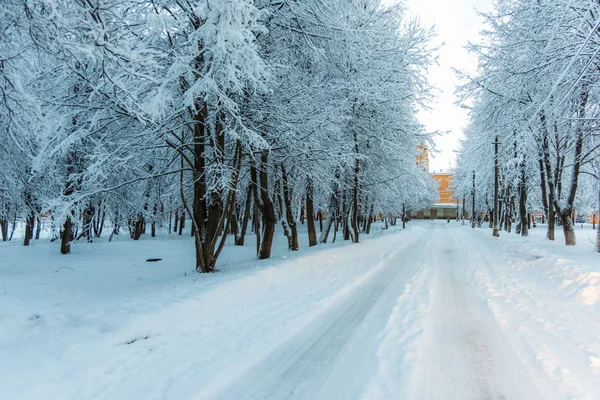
1 221 599 399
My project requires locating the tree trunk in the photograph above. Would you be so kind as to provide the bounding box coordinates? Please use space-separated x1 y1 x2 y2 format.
275 173 288 246
236 185 252 246
151 203 157 238
361 211 368 233
351 130 360 243
180 103 212 272
551 91 587 246
201 118 226 269
493 136 500 236
343 200 350 241
519 162 528 236
35 216 41 240
82 202 94 242
257 151 276 259
23 212 34 246
230 205 239 243
111 212 120 241
320 212 335 244
274 178 283 221
92 201 101 237
133 215 143 240
539 113 555 241
9 214 17 241
320 173 340 244
173 209 179 232
94 207 105 238
547 203 555 240
281 165 299 250
543 130 555 242
318 211 323 233
332 214 338 243
61 218 72 254
503 186 512 233
560 212 576 245
254 198 261 256
0 217 7 242
210 140 243 267
178 211 185 236
364 203 374 234
306 178 317 247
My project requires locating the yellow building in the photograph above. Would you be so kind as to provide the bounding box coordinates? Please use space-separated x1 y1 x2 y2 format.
412 171 458 219
433 173 454 204
416 145 429 172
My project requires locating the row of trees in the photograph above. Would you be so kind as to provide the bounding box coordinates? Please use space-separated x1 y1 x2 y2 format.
454 0 600 250
0 0 437 271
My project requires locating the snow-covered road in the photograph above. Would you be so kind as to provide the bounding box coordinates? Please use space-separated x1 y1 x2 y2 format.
214 222 537 400
215 228 426 400
211 222 600 400
407 224 536 400
2 221 599 399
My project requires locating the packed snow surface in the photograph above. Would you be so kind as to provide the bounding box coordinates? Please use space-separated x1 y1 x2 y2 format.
1 221 600 399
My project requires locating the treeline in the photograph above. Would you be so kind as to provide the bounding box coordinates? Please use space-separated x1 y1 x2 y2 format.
0 0 437 271
454 0 600 249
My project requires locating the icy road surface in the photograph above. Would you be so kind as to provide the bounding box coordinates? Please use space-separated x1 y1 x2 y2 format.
1 221 599 399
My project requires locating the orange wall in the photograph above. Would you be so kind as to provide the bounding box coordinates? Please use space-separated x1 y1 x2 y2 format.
416 145 429 172
433 174 454 204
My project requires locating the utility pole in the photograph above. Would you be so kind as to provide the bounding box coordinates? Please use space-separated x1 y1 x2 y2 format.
493 136 500 237
402 203 406 229
472 170 476 229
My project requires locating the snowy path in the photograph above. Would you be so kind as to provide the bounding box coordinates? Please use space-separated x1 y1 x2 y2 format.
213 228 427 400
211 223 600 400
408 226 536 400
2 222 600 399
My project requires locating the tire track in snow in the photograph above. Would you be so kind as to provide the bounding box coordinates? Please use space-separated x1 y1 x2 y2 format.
408 223 535 400
359 241 436 400
207 225 436 400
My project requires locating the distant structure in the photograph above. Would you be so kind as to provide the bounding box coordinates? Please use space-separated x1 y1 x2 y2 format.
416 144 429 172
433 172 454 204
412 146 458 219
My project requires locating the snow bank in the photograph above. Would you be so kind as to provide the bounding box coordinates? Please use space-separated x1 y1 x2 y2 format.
464 223 600 399
472 224 600 309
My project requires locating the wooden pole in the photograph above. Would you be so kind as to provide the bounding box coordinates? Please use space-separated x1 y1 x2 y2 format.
493 136 500 237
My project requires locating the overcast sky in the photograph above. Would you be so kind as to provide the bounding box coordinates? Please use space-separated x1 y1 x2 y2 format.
387 0 492 172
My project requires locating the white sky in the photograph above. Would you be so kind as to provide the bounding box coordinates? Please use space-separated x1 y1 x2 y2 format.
387 0 492 172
